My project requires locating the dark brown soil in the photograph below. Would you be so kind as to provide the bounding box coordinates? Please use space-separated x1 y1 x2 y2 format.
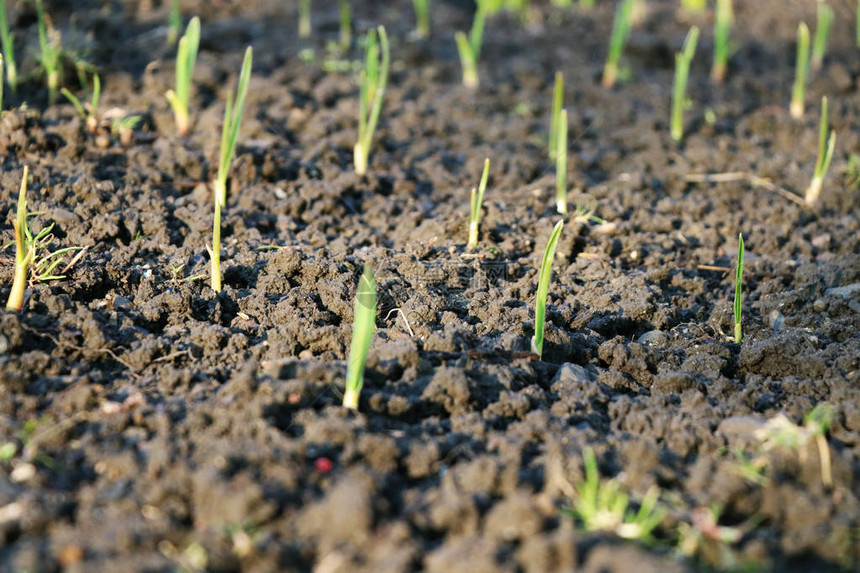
1 0 859 571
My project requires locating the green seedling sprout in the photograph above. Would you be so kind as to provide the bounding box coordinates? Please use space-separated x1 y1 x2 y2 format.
711 0 733 84
531 219 564 358
35 0 62 106
756 405 833 489
413 0 430 38
6 167 82 312
468 158 490 250
354 26 390 176
111 114 142 146
455 2 487 89
567 447 666 541
339 0 351 51
167 0 181 45
671 26 699 143
299 0 311 38
211 46 253 292
343 265 377 410
548 71 563 160
602 0 634 89
556 109 568 214
733 233 744 344
61 73 100 132
805 96 836 206
0 0 16 93
811 1 833 71
0 54 3 110
166 16 200 137
790 22 810 119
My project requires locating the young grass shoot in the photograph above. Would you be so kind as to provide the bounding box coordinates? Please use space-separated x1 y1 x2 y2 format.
455 3 487 89
790 22 810 119
733 233 744 344
811 1 833 71
602 0 635 88
0 0 17 93
548 72 563 160
468 158 490 250
671 26 699 143
567 447 666 541
339 0 352 51
0 54 3 110
556 109 568 214
531 219 564 358
413 0 431 38
711 0 733 84
299 0 311 38
167 0 181 45
61 73 100 132
6 167 81 312
166 16 201 137
343 266 377 410
354 26 390 176
211 46 253 292
805 96 836 206
36 0 63 105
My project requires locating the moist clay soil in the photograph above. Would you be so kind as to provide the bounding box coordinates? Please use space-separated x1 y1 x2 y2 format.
1 0 859 571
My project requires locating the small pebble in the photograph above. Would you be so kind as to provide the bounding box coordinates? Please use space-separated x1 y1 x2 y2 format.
10 463 36 483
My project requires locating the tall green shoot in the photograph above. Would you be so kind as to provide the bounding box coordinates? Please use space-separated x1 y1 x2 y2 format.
468 158 490 250
711 0 733 84
548 72 563 160
671 26 699 143
811 2 833 71
413 0 431 38
35 0 62 105
602 0 635 89
733 233 744 344
167 0 181 45
343 266 377 410
339 0 351 51
531 220 564 358
6 166 29 312
455 3 487 89
556 109 568 214
211 46 253 292
0 0 17 93
790 22 810 119
805 96 836 206
166 16 201 136
354 26 390 176
299 0 311 38
61 73 101 132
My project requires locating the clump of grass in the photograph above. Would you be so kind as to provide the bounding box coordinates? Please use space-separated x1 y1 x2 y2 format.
732 233 744 344
339 0 351 51
211 46 253 292
468 158 490 250
6 167 82 312
343 266 377 410
35 0 63 105
811 1 833 71
548 71 563 160
455 3 487 89
167 0 181 45
790 22 810 120
602 0 635 89
711 0 733 84
555 109 568 214
413 0 431 38
671 26 699 143
805 96 836 206
166 16 200 137
756 405 833 488
0 0 17 94
61 73 100 132
354 26 389 176
566 447 666 541
531 219 564 358
299 0 311 38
